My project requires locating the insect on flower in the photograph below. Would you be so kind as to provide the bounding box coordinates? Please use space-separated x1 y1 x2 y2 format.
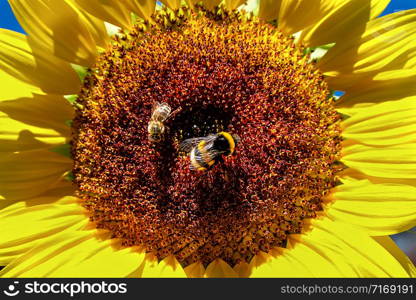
180 132 240 171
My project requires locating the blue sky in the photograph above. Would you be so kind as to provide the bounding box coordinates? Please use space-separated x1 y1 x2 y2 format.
1 0 416 33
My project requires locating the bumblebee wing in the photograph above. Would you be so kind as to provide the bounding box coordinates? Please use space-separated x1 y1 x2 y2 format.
179 137 205 153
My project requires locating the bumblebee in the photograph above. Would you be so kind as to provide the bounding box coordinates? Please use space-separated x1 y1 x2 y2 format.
180 132 240 171
147 102 172 142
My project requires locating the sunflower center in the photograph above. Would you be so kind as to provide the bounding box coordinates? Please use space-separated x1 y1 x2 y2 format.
72 7 342 267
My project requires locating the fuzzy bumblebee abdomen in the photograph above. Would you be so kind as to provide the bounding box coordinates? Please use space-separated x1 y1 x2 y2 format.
190 141 215 171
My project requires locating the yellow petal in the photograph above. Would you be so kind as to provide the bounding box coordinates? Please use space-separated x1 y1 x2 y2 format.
224 0 247 11
0 149 71 201
128 0 156 21
0 29 81 94
336 69 416 107
319 9 416 89
301 0 390 47
327 177 416 235
250 217 413 277
342 144 416 179
0 230 145 277
341 97 416 146
184 262 205 278
249 247 327 277
0 198 86 265
141 254 187 277
373 236 416 277
183 0 196 9
70 3 110 48
0 70 41 102
160 0 181 10
277 0 349 36
0 180 75 209
74 0 134 29
258 0 282 21
202 0 222 11
339 168 415 187
0 93 74 152
9 0 98 66
204 259 238 277
0 118 64 153
233 262 252 277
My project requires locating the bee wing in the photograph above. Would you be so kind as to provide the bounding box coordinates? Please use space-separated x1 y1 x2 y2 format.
179 137 205 153
152 102 172 122
180 135 219 153
151 101 161 113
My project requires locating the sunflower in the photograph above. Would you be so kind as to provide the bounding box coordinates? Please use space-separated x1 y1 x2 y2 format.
0 0 415 278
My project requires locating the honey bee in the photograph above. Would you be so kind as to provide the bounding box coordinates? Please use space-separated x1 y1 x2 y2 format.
180 132 240 171
148 102 172 142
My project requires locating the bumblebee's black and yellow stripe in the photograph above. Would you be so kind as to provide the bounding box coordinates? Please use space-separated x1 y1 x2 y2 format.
180 132 240 171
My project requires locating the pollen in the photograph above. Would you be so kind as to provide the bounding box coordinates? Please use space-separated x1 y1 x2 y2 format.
72 6 342 267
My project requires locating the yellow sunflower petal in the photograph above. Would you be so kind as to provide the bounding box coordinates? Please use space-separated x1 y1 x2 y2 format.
128 0 156 21
319 9 416 90
248 246 327 277
140 254 187 277
341 97 416 146
9 0 98 66
0 117 64 153
300 0 390 47
0 230 145 277
337 69 416 107
74 0 134 29
0 180 75 209
250 218 413 277
204 259 238 277
276 0 354 36
0 93 74 153
202 0 222 11
224 0 247 11
0 70 41 102
71 3 110 48
0 198 86 265
248 249 313 278
373 236 416 277
184 262 205 278
342 144 416 179
258 0 282 21
327 177 416 235
0 29 81 94
233 261 252 278
160 0 181 10
0 149 71 201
